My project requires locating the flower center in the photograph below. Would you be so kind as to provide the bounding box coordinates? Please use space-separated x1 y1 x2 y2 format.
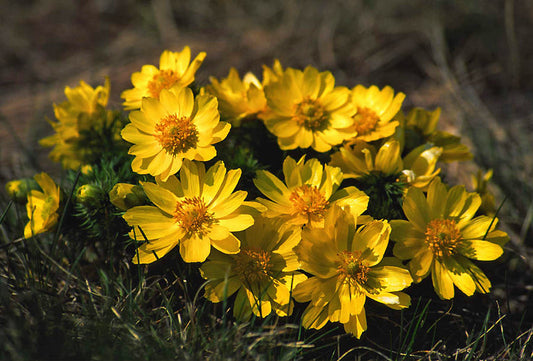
155 114 199 155
337 250 369 286
353 107 379 135
289 185 329 222
173 197 215 236
234 248 272 283
425 219 462 258
147 69 180 98
293 97 329 131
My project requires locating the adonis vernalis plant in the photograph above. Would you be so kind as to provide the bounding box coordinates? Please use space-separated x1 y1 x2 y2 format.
3 45 511 351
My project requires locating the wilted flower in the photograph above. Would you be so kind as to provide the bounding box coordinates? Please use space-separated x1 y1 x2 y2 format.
205 68 267 126
24 173 61 239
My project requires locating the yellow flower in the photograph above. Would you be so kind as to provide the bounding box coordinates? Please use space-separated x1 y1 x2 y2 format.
40 78 117 169
261 59 284 87
24 173 61 239
348 85 405 142
400 107 472 162
205 68 267 126
123 160 254 263
5 178 39 203
200 215 306 321
260 66 355 152
121 86 230 181
293 206 412 338
391 177 509 299
330 140 442 189
253 156 368 228
121 47 206 110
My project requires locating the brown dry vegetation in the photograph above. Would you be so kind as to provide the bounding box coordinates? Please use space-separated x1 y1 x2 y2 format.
1 0 532 359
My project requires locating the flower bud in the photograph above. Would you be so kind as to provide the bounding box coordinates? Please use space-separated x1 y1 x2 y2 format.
76 184 104 206
109 183 146 210
5 178 39 203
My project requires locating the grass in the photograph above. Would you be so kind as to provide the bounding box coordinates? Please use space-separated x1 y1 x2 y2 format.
1 0 533 360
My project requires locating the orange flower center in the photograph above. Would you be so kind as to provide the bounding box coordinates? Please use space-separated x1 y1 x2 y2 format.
289 185 329 222
147 69 180 98
354 107 379 135
173 197 214 236
234 248 272 283
337 250 369 285
293 97 329 131
155 114 199 155
425 219 462 258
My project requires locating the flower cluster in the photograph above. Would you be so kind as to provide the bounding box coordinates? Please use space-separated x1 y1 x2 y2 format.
10 46 509 340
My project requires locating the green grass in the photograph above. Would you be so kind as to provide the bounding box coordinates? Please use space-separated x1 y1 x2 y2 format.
1 191 532 360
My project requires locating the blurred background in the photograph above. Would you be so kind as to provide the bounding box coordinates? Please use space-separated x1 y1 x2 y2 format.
1 0 532 256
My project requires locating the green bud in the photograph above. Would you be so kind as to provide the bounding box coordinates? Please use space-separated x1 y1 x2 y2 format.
5 178 39 203
76 184 104 206
109 183 146 210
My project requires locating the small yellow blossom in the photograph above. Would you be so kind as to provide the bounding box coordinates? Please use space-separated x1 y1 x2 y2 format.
260 66 355 152
391 177 509 299
121 47 206 110
123 160 254 263
121 85 230 181
293 206 412 338
330 140 442 190
253 156 368 228
24 173 61 239
400 107 472 162
40 78 118 169
200 215 306 321
347 85 405 142
5 178 39 203
205 68 267 126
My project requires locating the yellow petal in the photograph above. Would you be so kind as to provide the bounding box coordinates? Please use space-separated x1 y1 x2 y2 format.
210 191 248 218
180 160 203 197
431 260 455 299
457 239 503 261
343 310 367 338
301 303 330 330
353 220 391 267
403 187 431 232
128 110 155 134
233 287 252 321
409 249 433 282
180 234 211 262
442 256 476 296
209 168 243 208
460 216 496 240
368 265 413 292
217 213 254 232
132 241 175 264
210 233 240 254
141 181 178 215
375 140 402 174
